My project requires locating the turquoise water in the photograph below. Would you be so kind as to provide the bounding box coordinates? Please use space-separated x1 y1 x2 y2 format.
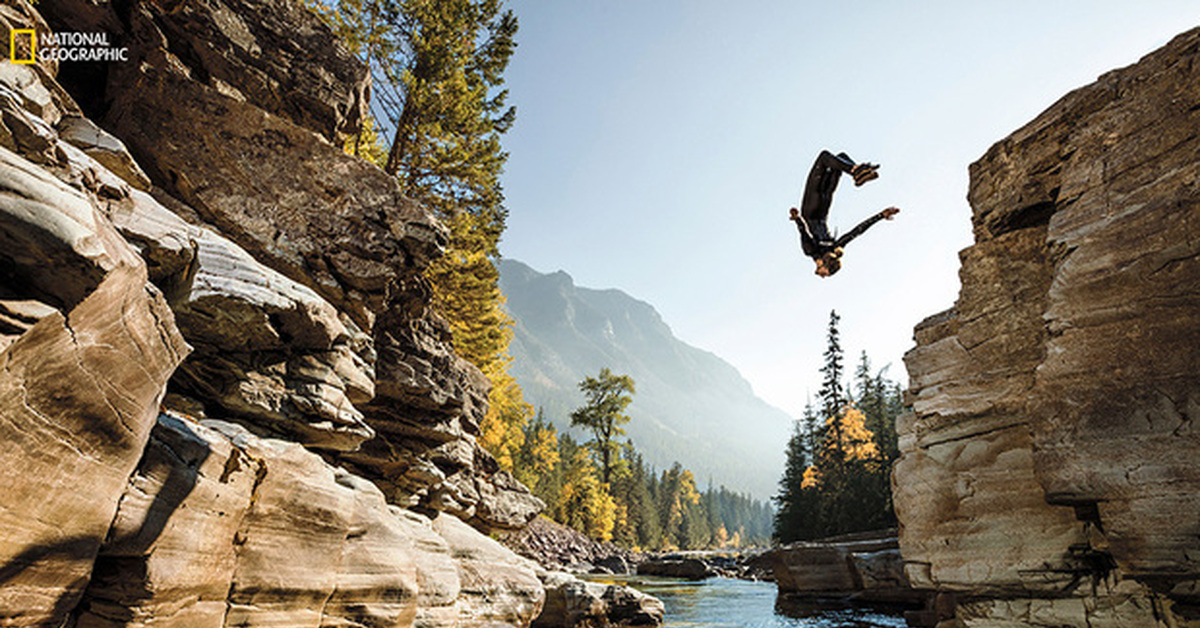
599 576 908 628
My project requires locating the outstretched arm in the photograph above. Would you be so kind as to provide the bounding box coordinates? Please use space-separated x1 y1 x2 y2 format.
835 207 899 249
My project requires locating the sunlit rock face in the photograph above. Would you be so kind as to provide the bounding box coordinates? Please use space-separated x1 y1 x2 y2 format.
33 0 541 530
0 0 548 621
895 27 1200 628
0 14 191 615
72 416 545 628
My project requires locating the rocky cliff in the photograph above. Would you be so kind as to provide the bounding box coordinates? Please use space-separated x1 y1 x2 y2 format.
0 0 571 623
895 27 1200 628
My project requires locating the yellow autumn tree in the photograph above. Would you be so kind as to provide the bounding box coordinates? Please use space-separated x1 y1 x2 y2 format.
658 463 701 549
425 220 533 472
557 446 617 542
802 405 880 488
478 366 531 470
513 409 558 486
713 525 729 548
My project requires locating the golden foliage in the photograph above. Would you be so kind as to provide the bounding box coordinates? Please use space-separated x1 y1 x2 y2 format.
479 368 530 471
831 406 880 461
801 464 822 489
342 115 389 166
557 447 617 542
804 405 882 489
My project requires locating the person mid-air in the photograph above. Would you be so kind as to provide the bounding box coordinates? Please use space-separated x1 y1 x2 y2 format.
790 150 899 277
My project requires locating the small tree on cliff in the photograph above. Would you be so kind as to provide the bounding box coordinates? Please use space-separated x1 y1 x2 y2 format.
570 368 636 486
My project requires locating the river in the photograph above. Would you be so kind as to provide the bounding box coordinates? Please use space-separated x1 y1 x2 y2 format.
592 576 908 628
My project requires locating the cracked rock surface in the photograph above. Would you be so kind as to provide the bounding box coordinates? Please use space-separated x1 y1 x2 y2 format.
895 27 1200 628
0 0 546 622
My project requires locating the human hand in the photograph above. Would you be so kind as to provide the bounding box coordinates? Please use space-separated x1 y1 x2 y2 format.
882 207 900 219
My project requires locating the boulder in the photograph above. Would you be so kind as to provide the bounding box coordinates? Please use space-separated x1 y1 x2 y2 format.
895 26 1200 627
71 414 471 626
428 513 545 626
73 415 262 627
767 534 927 607
206 420 422 626
71 414 546 627
533 572 664 628
636 557 714 581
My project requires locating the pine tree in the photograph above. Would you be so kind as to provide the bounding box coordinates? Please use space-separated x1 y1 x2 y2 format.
773 418 813 543
854 352 898 465
570 369 636 485
815 311 849 483
774 313 901 541
819 310 846 421
658 463 701 550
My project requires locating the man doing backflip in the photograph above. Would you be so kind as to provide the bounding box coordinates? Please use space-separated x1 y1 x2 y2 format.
791 150 899 277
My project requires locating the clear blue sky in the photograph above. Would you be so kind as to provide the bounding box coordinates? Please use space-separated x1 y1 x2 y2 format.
497 2 1199 420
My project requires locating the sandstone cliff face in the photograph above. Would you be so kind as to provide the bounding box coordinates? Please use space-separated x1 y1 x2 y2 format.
0 0 552 623
895 27 1200 628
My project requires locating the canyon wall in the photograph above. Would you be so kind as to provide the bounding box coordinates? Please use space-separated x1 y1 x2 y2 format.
895 27 1200 628
0 0 560 623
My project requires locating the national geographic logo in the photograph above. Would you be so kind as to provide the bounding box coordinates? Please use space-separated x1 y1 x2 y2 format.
9 30 128 64
9 29 35 64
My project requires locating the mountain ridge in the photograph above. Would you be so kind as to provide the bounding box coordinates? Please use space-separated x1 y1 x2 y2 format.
498 258 792 499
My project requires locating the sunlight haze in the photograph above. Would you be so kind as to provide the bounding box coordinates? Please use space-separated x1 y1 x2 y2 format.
498 1 1199 420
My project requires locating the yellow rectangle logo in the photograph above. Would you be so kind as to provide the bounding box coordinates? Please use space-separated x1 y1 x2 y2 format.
10 29 36 64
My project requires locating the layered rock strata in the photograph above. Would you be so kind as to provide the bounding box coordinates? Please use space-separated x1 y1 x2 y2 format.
895 27 1200 628
0 0 554 622
33 0 541 530
73 414 544 627
767 533 927 608
503 516 644 575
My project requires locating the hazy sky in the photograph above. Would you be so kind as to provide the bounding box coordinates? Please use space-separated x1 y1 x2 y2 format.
497 2 1198 421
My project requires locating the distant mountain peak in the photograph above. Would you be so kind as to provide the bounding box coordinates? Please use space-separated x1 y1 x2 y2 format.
498 258 792 499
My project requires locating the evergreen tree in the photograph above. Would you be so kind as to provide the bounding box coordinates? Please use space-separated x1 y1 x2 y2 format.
815 311 849 485
802 397 820 459
774 314 901 542
819 310 846 421
570 369 636 485
658 463 701 550
773 418 813 543
854 352 898 464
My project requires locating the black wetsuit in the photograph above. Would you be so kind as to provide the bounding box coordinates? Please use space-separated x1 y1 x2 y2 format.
793 150 889 259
